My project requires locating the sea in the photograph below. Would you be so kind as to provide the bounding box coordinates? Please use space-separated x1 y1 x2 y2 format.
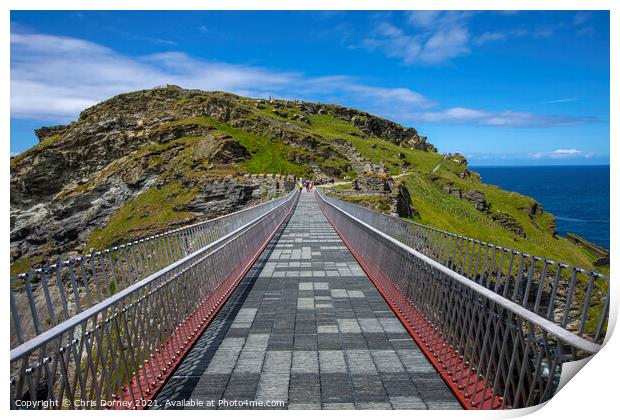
470 165 610 250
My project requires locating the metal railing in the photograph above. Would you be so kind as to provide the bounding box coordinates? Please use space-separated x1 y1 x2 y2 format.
315 190 604 409
10 190 299 409
10 190 294 349
318 191 609 343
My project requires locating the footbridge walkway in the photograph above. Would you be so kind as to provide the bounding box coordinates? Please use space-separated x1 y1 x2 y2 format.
10 188 609 410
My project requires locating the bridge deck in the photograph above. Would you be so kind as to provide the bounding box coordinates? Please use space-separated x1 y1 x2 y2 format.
154 192 460 410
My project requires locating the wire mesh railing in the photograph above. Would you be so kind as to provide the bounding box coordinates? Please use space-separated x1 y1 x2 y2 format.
318 191 609 343
10 189 299 410
315 190 605 409
10 190 294 349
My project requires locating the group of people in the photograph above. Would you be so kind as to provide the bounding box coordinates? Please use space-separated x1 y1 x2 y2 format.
299 178 314 192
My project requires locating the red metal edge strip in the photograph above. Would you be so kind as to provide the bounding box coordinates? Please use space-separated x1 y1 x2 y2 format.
315 197 504 410
110 198 296 410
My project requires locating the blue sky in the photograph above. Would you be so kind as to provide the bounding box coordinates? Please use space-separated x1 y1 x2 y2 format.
10 10 610 165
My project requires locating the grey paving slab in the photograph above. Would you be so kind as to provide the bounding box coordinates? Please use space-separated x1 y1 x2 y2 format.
154 192 460 410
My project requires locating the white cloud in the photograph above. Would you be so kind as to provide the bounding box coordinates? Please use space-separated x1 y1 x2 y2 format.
474 32 507 45
421 27 470 63
408 107 598 127
406 11 443 29
530 149 594 159
362 11 599 66
406 11 472 30
360 12 474 65
360 20 470 65
573 12 592 26
10 30 434 121
10 30 598 130
542 97 580 104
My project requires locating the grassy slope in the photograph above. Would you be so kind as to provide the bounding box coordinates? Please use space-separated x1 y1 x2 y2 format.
85 182 197 251
309 112 605 272
81 113 316 251
308 114 443 175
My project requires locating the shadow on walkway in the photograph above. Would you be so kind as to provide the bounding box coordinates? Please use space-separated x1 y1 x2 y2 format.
152 207 295 406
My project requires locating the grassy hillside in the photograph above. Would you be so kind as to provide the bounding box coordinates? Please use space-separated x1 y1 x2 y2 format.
85 182 197 251
328 156 605 273
10 87 607 277
307 110 605 272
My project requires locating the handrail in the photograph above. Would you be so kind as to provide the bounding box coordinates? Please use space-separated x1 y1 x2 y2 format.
9 190 299 409
318 190 609 342
10 192 293 362
12 191 292 278
316 190 599 353
320 190 609 276
10 189 295 348
315 189 606 408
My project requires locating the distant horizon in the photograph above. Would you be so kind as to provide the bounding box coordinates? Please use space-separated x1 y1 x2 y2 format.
473 164 609 250
469 162 610 167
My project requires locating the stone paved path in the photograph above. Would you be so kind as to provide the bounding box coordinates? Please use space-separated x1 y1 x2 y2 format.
154 192 460 410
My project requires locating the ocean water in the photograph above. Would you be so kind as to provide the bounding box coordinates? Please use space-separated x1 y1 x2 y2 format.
471 165 610 250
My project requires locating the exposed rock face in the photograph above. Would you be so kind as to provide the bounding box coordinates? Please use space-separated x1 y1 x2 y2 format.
529 202 543 216
346 173 417 219
491 211 526 238
34 125 68 142
458 168 472 179
463 190 487 211
391 182 418 218
443 183 489 211
11 172 159 262
446 153 468 165
294 101 436 152
353 172 391 193
178 180 257 214
334 143 368 175
194 135 250 163
444 183 462 199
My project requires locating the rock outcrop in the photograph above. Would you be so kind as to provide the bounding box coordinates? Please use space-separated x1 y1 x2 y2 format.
463 190 487 211
390 181 418 218
353 171 391 193
11 86 435 273
195 134 250 163
491 211 526 238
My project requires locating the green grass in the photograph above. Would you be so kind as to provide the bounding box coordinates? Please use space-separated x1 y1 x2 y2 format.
332 182 353 190
350 137 442 174
10 242 55 276
57 136 206 199
251 104 311 128
10 255 46 276
307 113 366 139
402 170 600 271
331 193 392 213
13 91 607 279
85 183 197 251
307 113 443 174
162 116 313 177
298 111 603 271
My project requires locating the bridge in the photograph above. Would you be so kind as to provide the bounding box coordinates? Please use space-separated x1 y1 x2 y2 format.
10 188 609 410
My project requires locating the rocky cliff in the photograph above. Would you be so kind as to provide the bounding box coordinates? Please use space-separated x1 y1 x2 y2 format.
10 85 434 274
